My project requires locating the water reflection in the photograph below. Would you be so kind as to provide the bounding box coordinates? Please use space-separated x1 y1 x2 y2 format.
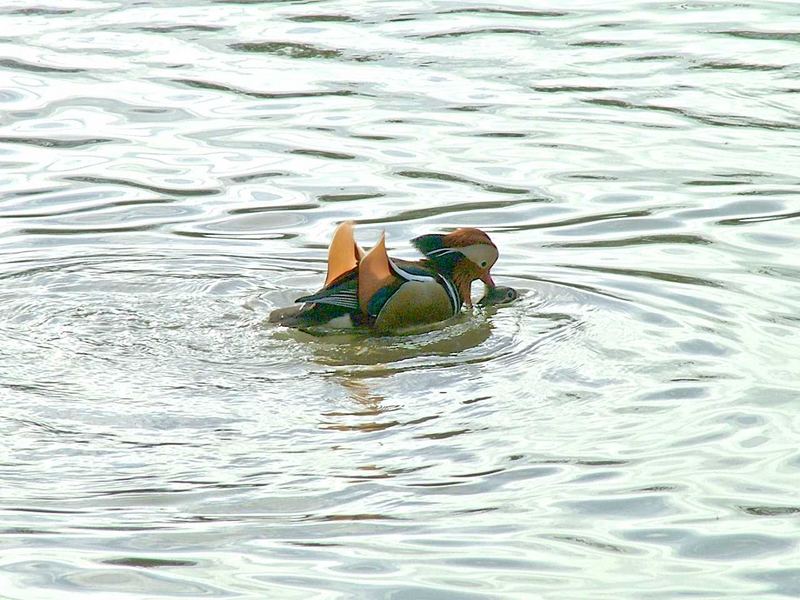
320 376 392 433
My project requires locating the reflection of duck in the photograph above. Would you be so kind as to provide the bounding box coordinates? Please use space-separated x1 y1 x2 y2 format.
269 222 500 332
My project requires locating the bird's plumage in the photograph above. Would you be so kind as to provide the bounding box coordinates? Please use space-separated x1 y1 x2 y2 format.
269 222 499 332
324 220 364 286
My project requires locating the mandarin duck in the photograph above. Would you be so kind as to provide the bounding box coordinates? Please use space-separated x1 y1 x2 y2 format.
478 285 518 307
269 222 500 332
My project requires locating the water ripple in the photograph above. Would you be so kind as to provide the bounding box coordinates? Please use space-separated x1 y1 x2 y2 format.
0 136 116 148
1 1 799 598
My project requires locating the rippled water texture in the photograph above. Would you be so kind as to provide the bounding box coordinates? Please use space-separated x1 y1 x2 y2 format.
2 0 800 598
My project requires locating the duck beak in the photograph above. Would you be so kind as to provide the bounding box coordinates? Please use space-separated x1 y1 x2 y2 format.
479 271 495 288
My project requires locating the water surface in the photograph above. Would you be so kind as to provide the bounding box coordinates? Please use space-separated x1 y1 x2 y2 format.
1 0 800 598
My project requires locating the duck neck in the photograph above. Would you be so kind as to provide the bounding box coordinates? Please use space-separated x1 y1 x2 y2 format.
423 258 467 309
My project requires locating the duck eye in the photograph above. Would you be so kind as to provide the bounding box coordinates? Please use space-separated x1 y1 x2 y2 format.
480 261 488 268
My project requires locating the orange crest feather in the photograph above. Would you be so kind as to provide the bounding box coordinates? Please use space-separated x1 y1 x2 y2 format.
443 227 496 248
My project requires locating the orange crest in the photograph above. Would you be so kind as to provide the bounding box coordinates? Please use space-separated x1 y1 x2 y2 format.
442 228 496 249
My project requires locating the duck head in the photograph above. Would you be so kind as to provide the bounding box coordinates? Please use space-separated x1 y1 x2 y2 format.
477 285 518 307
412 227 498 306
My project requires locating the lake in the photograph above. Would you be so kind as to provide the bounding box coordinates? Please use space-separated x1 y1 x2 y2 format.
1 0 799 598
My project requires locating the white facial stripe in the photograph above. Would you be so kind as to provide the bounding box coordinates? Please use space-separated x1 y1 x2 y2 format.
458 244 498 269
426 248 460 257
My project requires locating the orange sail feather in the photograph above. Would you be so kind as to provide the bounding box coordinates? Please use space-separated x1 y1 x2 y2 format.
325 221 364 286
357 232 395 313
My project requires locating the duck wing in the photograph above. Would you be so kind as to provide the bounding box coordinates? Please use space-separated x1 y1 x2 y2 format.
295 269 359 310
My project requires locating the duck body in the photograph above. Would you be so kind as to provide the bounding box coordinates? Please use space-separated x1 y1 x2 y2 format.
269 223 499 333
272 257 461 332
